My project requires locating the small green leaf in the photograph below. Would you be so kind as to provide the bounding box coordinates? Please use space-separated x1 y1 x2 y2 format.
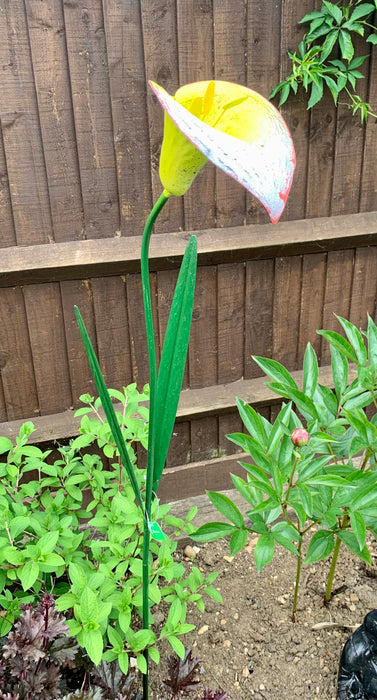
350 512 366 551
20 561 39 591
229 528 248 555
118 651 129 675
336 316 367 366
331 346 348 400
82 627 103 665
206 492 244 528
252 357 298 389
204 586 223 603
303 343 319 398
339 30 354 61
350 4 375 21
305 530 334 564
192 522 236 542
167 635 185 659
317 330 357 363
254 533 274 572
0 437 13 455
337 530 371 564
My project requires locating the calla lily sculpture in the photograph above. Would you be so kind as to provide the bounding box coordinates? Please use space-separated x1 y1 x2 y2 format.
151 79 295 223
75 80 295 699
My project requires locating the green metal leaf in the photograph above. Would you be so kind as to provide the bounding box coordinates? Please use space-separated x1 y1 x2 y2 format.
153 236 197 492
74 306 143 511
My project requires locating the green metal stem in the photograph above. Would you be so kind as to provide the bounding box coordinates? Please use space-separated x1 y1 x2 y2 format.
140 191 169 700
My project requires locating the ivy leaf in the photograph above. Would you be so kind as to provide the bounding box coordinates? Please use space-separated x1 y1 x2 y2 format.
339 30 354 61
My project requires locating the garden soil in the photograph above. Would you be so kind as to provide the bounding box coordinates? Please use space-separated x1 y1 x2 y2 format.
151 536 377 700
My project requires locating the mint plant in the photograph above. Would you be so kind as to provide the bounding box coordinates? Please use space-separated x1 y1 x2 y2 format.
194 315 377 620
0 392 220 676
270 0 377 121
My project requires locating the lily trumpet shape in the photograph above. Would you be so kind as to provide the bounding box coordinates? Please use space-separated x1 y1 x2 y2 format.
150 80 296 224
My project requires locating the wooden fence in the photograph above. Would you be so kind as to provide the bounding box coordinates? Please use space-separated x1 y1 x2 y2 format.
1 0 377 499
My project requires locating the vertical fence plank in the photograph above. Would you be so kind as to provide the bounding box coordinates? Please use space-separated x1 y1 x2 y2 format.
0 288 39 421
331 37 370 217
63 0 119 239
189 265 218 460
0 127 16 247
103 0 153 237
246 0 282 223
273 256 302 371
25 0 84 242
91 277 132 390
349 247 377 330
126 273 160 389
278 0 312 222
177 0 216 231
213 0 246 228
61 279 98 406
24 284 72 415
360 44 377 213
218 263 245 455
0 0 53 245
297 253 327 363
305 0 336 220
244 259 274 378
320 250 354 364
141 0 183 234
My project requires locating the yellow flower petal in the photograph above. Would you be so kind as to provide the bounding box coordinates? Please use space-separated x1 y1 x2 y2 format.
151 80 295 223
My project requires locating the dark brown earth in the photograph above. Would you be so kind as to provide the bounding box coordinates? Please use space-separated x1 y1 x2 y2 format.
153 535 377 700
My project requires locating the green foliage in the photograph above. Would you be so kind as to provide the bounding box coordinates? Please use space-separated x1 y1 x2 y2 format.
0 389 219 669
270 0 377 122
193 315 377 617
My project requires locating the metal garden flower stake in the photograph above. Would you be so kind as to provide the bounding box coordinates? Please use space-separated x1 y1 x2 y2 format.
74 80 295 699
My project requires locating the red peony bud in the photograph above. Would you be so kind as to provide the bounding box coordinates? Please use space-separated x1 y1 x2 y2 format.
291 428 310 447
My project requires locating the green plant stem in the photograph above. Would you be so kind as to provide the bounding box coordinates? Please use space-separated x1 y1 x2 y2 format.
325 513 348 603
292 537 303 622
140 191 169 700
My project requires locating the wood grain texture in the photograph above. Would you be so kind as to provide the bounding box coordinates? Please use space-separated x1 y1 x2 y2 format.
23 283 72 415
103 0 152 236
61 279 98 405
298 253 326 363
217 262 245 457
0 0 53 245
213 0 246 227
189 265 217 389
0 287 39 420
0 127 16 247
320 249 354 364
360 43 377 213
278 0 312 222
246 0 282 223
273 256 302 370
3 212 376 287
305 0 336 219
177 0 216 231
63 0 119 239
126 272 160 389
331 37 369 217
349 246 377 329
141 0 183 234
244 259 274 378
25 0 84 242
91 276 133 390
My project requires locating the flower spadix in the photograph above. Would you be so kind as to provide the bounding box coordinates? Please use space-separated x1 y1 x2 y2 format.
150 80 296 224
